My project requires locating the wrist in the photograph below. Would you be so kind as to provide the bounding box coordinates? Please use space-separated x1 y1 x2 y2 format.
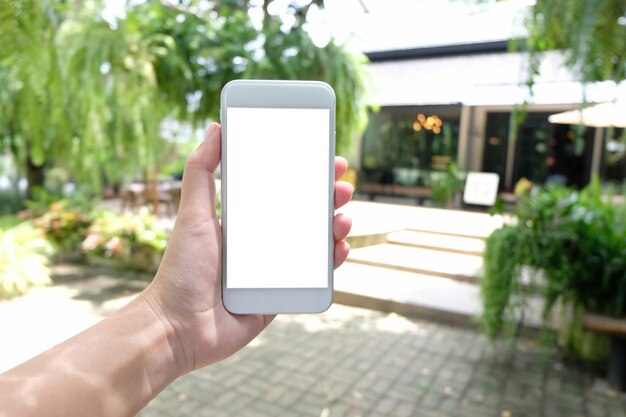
138 288 191 379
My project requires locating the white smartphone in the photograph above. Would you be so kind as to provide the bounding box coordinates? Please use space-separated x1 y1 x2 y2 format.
220 80 336 314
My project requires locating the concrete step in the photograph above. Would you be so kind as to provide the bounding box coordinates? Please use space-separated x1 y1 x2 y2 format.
387 230 485 256
340 201 506 240
347 243 483 284
334 262 546 329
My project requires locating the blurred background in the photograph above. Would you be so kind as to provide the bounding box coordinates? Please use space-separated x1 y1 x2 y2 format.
2 0 626 416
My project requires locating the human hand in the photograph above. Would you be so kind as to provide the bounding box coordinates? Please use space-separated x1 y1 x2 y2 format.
143 123 353 376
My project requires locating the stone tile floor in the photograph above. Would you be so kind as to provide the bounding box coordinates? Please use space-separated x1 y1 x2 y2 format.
1 264 624 417
140 307 625 417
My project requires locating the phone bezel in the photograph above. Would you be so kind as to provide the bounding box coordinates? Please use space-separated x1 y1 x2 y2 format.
220 79 336 314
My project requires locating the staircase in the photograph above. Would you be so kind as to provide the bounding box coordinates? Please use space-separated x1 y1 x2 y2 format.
337 226 545 329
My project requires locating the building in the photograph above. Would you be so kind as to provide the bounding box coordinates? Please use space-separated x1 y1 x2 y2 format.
352 0 626 197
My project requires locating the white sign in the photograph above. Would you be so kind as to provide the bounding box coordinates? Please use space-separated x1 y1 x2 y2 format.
463 172 500 206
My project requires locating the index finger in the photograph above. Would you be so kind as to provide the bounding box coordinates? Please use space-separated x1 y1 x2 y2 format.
335 156 348 180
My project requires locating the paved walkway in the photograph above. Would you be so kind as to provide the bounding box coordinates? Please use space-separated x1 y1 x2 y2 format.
1 265 624 417
142 309 624 417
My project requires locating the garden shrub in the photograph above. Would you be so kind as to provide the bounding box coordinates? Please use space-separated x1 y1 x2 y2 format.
82 208 169 272
431 163 465 207
480 179 626 360
0 221 52 299
33 201 93 253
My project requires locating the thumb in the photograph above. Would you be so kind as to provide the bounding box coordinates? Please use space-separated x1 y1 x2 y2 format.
178 123 221 218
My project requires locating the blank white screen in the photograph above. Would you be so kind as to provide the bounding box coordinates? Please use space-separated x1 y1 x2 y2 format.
226 107 330 288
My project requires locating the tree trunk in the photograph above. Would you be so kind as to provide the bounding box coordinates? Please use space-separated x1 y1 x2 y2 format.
26 158 45 200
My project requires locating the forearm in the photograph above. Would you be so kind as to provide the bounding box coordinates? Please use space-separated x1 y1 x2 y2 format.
0 291 182 417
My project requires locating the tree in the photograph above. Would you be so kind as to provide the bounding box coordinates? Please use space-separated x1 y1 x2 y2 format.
131 0 370 155
0 1 166 195
252 0 369 156
0 0 370 197
524 0 626 85
496 0 626 158
0 1 70 196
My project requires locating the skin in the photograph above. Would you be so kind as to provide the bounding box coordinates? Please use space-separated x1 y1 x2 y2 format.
0 123 353 417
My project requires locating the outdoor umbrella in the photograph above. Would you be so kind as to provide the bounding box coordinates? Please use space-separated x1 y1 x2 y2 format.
548 101 626 128
548 101 626 175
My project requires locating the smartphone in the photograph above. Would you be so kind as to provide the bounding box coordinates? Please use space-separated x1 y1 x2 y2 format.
220 80 336 314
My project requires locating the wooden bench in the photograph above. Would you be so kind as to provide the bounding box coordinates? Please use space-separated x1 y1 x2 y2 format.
582 313 626 391
359 183 432 204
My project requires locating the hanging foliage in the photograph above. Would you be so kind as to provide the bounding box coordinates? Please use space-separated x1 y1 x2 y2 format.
0 0 370 194
0 1 166 190
527 0 626 84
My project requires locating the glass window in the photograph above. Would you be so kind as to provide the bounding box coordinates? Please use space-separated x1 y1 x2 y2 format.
483 111 595 190
361 106 461 187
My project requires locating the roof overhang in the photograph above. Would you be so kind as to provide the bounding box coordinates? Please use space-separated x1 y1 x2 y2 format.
367 50 625 107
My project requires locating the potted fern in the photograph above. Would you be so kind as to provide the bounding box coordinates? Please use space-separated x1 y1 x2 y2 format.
480 179 625 361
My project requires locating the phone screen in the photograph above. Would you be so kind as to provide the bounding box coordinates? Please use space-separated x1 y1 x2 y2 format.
225 107 331 289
